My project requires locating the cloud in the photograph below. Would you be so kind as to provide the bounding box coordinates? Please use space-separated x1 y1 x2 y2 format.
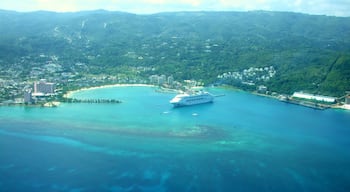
0 0 349 16
215 0 350 16
33 0 78 12
304 0 350 16
218 0 277 9
141 0 201 6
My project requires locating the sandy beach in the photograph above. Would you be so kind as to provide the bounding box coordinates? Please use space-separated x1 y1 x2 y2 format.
63 84 155 98
333 104 350 110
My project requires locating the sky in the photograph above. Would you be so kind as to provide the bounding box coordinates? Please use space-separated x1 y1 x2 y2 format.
0 0 349 17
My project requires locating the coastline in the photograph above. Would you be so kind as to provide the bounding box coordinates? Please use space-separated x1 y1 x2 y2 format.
333 104 350 110
60 84 350 111
216 86 350 111
63 84 155 98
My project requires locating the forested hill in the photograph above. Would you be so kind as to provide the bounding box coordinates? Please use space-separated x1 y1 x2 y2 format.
0 10 349 96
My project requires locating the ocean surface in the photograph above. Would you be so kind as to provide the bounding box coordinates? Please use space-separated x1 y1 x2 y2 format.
1 86 350 192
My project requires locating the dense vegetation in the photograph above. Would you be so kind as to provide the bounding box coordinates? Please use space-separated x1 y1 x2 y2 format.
0 10 349 96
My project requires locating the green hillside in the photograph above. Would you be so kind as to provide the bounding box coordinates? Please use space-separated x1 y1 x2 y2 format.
0 10 349 96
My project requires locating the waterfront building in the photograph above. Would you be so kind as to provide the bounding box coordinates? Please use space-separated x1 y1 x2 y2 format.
24 89 33 104
167 76 174 85
149 75 159 84
149 75 168 85
33 79 55 96
158 75 166 85
292 92 336 103
346 96 350 105
257 85 267 94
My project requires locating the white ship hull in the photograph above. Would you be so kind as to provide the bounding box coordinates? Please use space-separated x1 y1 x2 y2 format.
170 92 214 107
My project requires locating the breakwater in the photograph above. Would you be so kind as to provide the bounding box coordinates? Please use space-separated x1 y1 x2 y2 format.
281 99 330 110
62 98 122 104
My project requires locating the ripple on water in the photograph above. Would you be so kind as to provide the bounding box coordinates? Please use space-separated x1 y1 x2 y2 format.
47 166 56 172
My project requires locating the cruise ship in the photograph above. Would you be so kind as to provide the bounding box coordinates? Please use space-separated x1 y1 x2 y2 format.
170 91 214 107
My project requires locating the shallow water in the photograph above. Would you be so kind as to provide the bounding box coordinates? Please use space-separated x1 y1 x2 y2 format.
1 86 350 191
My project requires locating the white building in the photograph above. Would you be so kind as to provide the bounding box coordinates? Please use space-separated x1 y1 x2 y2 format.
24 89 33 103
292 92 336 103
33 79 55 96
346 96 350 105
149 75 159 84
257 85 267 93
149 75 168 85
167 76 174 85
158 75 166 85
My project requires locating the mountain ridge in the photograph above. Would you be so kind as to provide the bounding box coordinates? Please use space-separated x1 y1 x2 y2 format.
0 10 349 96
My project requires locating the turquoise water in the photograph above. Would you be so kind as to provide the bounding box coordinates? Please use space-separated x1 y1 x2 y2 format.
1 86 350 191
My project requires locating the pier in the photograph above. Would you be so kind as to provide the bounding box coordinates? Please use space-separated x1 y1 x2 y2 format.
63 98 122 104
213 94 225 97
281 99 330 110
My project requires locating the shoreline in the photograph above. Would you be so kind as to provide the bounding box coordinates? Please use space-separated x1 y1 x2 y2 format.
333 104 350 110
63 84 155 98
1 84 349 111
217 86 350 111
41 83 350 111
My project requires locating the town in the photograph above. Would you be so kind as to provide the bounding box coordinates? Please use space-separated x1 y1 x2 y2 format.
217 66 350 110
1 54 349 109
217 66 276 86
0 54 201 106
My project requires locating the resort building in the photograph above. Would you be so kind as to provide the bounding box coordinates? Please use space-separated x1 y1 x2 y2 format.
24 89 33 103
257 85 267 94
33 79 55 96
149 75 159 84
346 96 350 105
149 75 168 85
168 76 174 85
158 75 166 85
292 92 336 103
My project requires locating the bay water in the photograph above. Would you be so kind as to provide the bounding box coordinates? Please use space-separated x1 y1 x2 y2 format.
1 86 350 191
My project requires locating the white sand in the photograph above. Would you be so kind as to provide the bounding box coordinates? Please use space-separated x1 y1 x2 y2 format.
341 105 350 110
63 84 155 98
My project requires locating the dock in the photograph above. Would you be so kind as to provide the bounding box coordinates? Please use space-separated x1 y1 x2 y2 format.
213 94 225 97
281 99 330 110
63 98 122 104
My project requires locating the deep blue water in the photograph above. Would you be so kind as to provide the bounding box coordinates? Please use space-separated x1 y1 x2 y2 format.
1 86 350 192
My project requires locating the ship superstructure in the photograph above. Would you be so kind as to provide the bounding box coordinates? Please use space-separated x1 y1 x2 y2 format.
170 91 214 107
